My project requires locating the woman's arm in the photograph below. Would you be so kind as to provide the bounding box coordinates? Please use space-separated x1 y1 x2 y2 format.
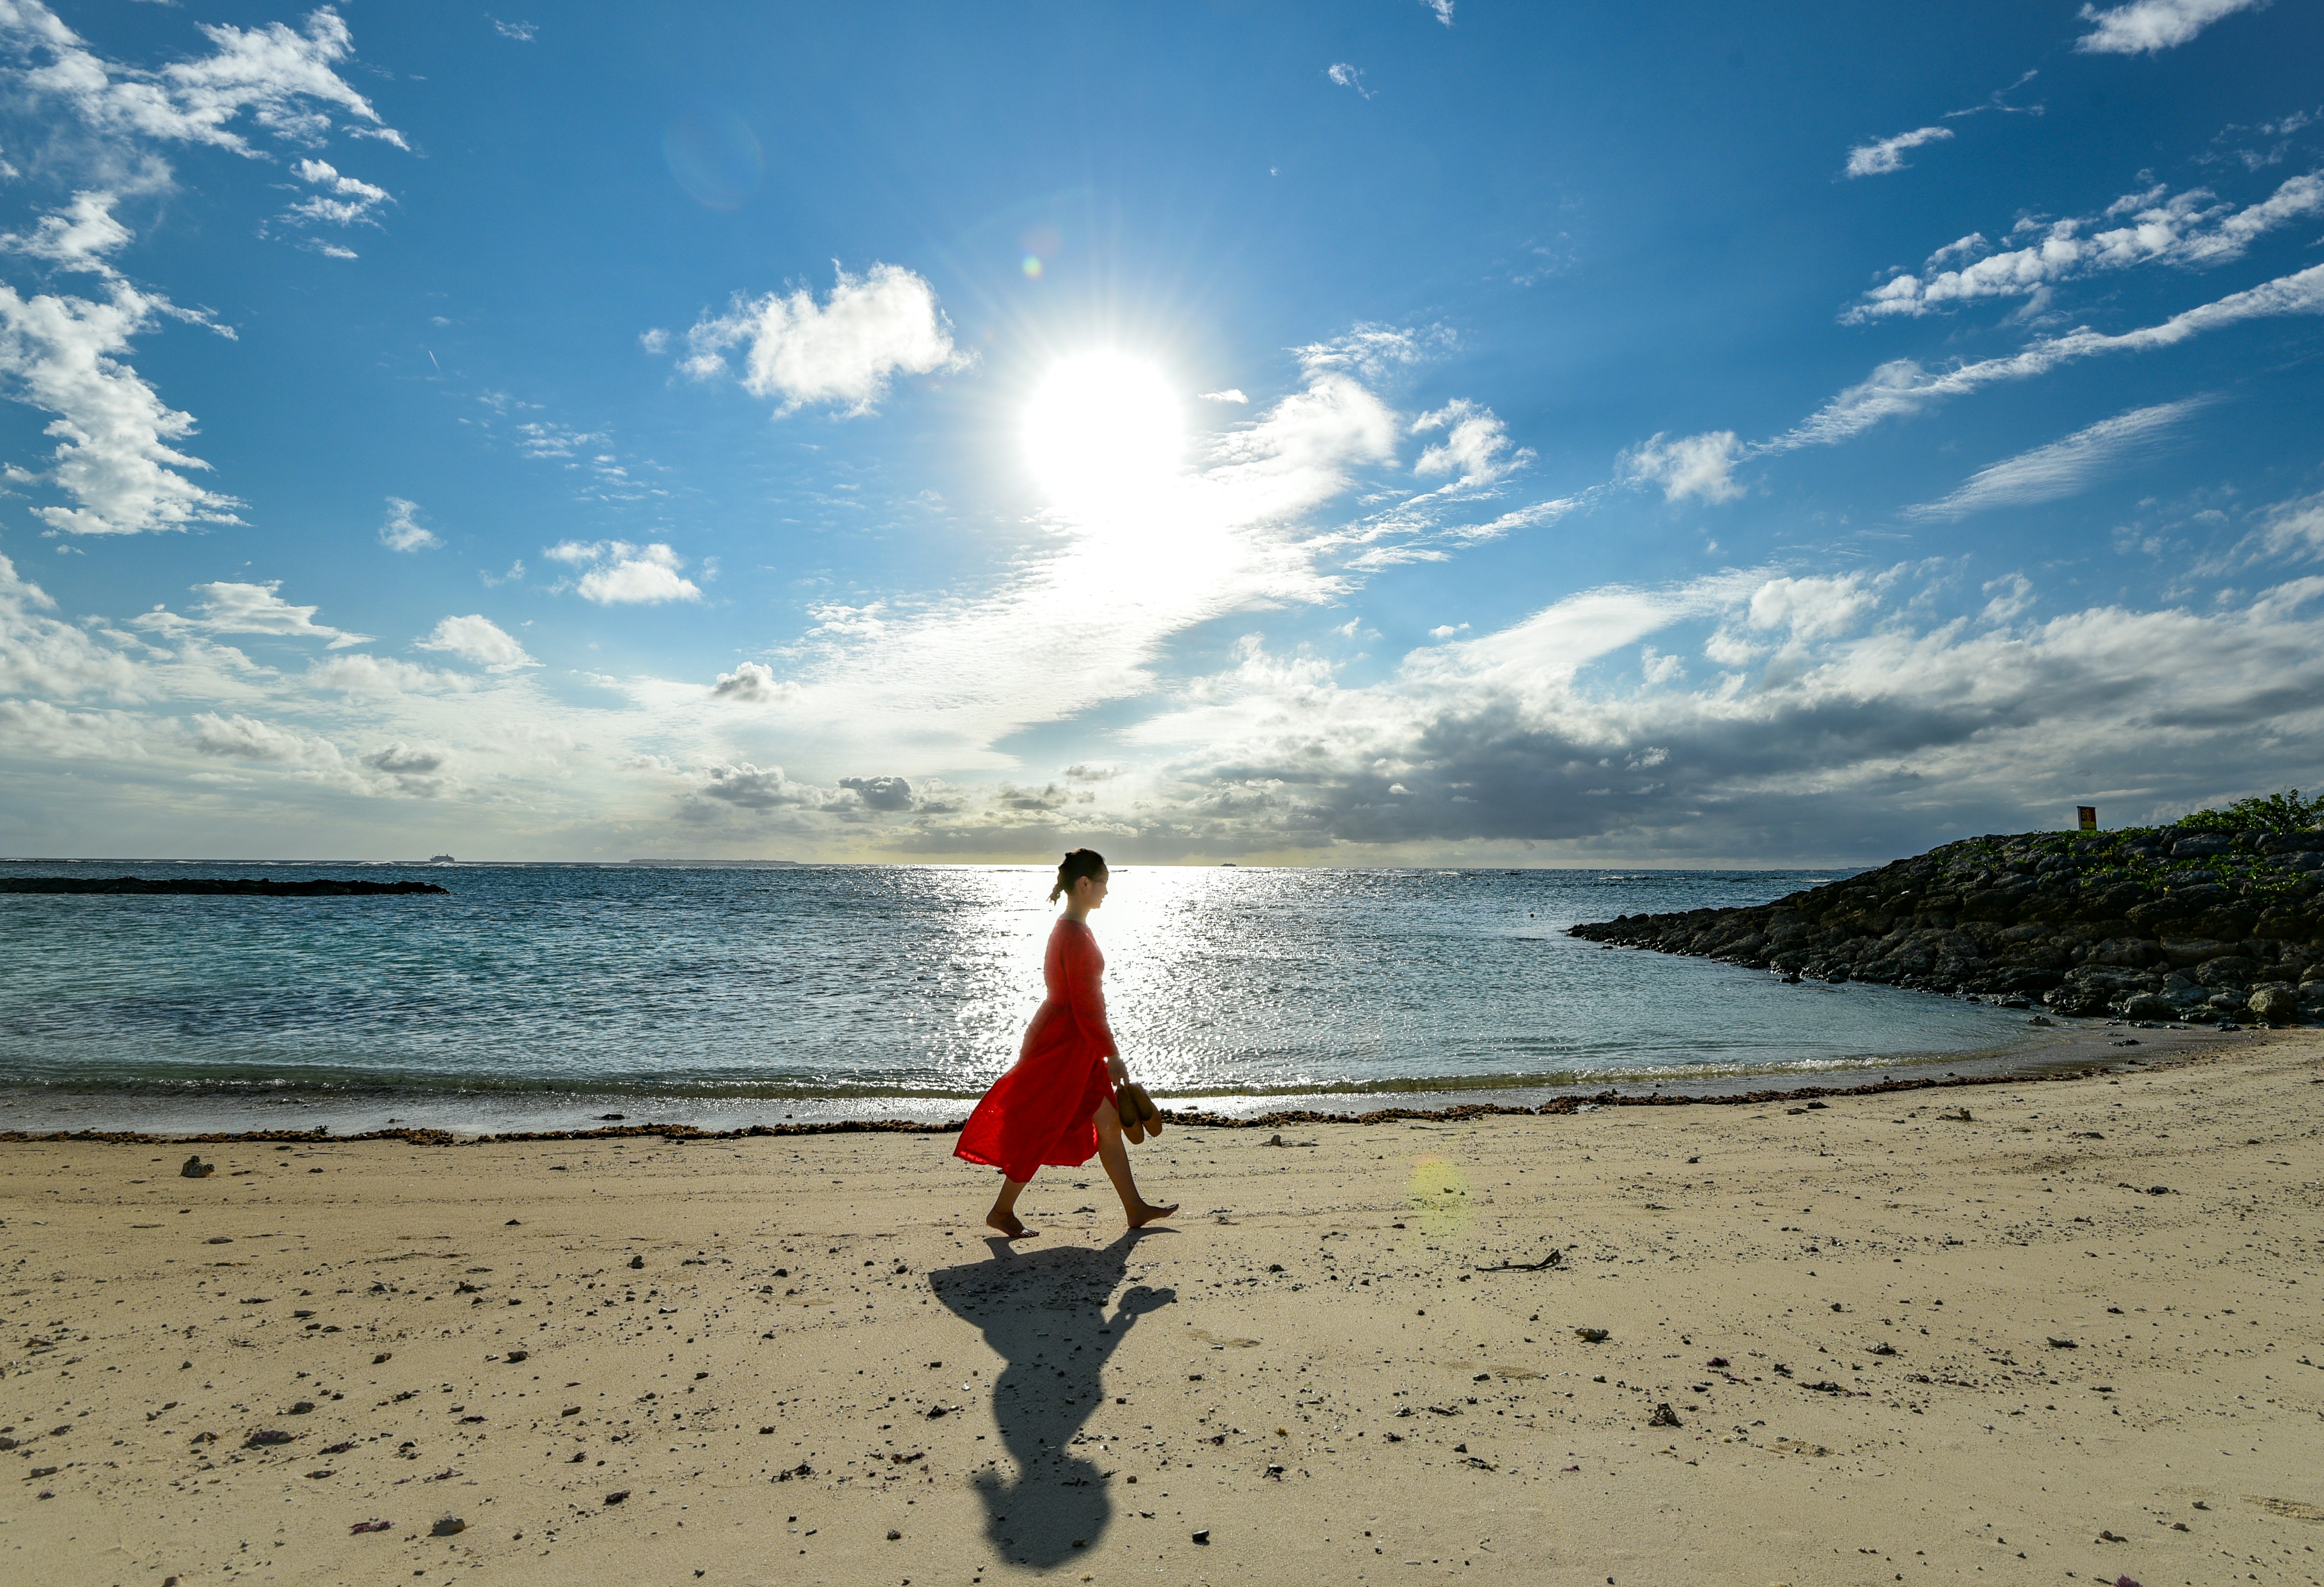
1066 929 1125 1075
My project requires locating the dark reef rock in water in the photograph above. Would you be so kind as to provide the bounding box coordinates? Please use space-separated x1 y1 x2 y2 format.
1 876 449 897
1569 826 2324 1025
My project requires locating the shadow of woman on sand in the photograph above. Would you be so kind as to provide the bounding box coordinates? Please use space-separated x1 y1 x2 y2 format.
927 1230 1175 1571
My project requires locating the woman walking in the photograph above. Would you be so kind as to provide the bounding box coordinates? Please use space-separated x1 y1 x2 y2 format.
955 849 1177 1238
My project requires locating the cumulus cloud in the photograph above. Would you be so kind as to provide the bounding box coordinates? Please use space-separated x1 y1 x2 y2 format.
0 189 134 276
415 614 533 671
1114 565 2324 859
1849 171 2323 320
378 496 440 551
839 774 914 812
2076 0 2266 54
709 660 794 704
0 1 403 156
1410 400 1531 489
1200 389 1248 404
677 263 968 416
140 580 371 648
1905 400 2210 519
0 278 245 535
544 540 702 605
285 157 391 229
1623 430 1744 503
692 761 827 811
0 549 140 697
1844 125 1953 178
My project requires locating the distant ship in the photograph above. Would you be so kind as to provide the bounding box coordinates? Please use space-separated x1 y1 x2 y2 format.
428 854 455 863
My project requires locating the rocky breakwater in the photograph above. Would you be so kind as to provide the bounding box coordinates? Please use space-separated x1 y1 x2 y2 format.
0 876 449 896
1569 825 2324 1025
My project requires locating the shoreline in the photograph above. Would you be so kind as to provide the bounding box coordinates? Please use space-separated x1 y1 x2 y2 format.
2 1031 2317 1586
0 1019 2246 1143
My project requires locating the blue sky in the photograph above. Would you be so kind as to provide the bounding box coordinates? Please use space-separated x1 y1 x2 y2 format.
1 0 2320 863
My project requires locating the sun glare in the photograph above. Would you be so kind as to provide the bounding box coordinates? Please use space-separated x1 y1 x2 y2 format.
1023 351 1183 515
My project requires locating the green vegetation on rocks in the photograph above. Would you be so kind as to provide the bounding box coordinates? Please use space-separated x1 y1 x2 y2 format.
1570 817 2324 1025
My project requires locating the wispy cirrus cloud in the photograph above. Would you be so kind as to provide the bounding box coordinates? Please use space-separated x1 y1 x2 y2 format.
1905 400 2212 520
1844 125 1952 178
2075 0 2268 55
674 263 970 416
136 579 373 649
1773 261 2324 451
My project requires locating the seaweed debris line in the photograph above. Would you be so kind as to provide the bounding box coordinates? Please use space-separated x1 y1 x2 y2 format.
1 876 449 897
1570 821 2324 1026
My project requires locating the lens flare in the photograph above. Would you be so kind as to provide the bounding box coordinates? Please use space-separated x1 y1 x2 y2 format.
662 112 764 209
1023 352 1182 515
1407 1153 1474 1234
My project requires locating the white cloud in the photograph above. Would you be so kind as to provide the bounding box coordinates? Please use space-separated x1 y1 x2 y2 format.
285 157 391 228
678 263 969 416
378 496 440 552
2076 0 2266 54
1410 400 1531 489
0 189 134 276
710 660 794 704
490 17 537 41
546 540 703 605
1849 171 2323 320
1199 389 1248 404
2255 489 2324 561
304 652 465 694
1905 399 2210 519
693 761 830 811
0 1 404 156
0 279 244 535
1325 63 1372 98
1773 261 2324 450
415 614 533 671
1746 573 1881 639
1422 0 1455 24
139 579 371 649
0 549 141 696
1844 125 1953 178
1292 322 1450 382
1111 565 2324 859
1623 430 1744 503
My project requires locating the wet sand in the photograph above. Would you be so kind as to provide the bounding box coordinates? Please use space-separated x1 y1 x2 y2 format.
2 1030 2320 1586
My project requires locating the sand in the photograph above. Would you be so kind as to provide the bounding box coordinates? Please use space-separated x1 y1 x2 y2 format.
2 1033 2320 1587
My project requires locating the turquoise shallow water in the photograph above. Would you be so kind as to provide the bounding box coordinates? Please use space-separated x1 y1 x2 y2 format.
0 860 2041 1131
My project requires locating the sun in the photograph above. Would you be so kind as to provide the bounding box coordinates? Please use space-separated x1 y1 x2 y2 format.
1023 351 1183 515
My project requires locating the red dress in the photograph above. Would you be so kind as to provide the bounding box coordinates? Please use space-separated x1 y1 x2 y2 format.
955 916 1119 1183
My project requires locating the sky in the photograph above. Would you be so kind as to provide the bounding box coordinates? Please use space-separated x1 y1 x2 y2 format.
0 0 2320 865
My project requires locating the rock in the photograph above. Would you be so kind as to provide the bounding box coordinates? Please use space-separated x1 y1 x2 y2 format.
431 1517 465 1536
628 1255 644 1270
2116 992 2175 1021
1192 1529 1211 1544
603 1490 630 1505
2248 984 2300 1024
1647 1402 1682 1427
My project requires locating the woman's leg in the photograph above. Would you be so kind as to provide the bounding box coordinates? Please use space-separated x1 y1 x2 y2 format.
986 1174 1033 1238
1091 1099 1177 1229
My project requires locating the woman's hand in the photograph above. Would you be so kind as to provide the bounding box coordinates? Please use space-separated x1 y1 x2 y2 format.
1107 1056 1130 1086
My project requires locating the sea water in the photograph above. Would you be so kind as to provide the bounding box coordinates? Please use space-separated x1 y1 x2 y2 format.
0 860 2041 1134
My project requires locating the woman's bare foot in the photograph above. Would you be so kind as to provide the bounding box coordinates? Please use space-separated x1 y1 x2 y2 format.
1125 1201 1177 1230
986 1209 1034 1239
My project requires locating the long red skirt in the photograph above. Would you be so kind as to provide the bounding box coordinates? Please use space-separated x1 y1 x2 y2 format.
955 917 1118 1183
